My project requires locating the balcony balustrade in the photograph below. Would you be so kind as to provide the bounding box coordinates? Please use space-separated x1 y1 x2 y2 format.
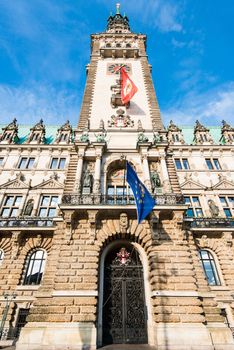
61 194 184 206
0 217 55 228
184 217 234 228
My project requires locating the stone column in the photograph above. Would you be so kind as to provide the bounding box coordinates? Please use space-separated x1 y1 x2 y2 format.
92 143 105 195
75 154 84 193
141 154 151 191
93 155 101 194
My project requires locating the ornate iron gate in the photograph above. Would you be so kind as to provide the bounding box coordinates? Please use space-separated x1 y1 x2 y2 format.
103 246 148 344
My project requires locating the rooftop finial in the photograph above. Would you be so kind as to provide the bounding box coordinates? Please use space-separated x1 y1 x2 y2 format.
116 3 120 14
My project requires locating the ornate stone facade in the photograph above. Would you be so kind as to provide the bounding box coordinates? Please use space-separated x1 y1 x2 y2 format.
0 5 233 350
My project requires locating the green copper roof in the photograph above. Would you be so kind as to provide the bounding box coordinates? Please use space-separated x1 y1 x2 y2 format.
0 124 75 145
0 124 225 145
179 126 222 144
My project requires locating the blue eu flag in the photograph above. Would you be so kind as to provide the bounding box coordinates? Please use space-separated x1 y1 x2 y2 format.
126 162 155 223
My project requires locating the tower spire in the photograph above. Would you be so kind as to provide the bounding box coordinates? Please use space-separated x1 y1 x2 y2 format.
116 3 120 14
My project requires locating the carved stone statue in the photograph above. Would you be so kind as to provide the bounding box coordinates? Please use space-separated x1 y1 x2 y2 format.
151 172 161 191
23 199 34 216
95 131 106 143
153 132 161 144
137 132 148 143
83 171 93 192
208 200 219 217
79 132 89 143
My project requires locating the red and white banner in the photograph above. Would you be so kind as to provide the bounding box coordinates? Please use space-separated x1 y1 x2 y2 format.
121 67 138 104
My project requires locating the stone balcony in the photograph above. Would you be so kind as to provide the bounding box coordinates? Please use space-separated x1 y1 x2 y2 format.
61 194 184 207
0 216 55 229
184 217 234 229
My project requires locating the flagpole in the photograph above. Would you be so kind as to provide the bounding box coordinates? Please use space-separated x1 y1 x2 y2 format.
122 158 127 203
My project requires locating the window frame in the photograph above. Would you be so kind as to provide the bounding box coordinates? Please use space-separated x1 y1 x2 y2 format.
184 196 203 217
1 195 23 217
205 158 221 170
38 195 59 217
174 158 190 170
23 249 46 285
50 157 66 170
199 249 221 286
219 196 234 218
18 157 35 169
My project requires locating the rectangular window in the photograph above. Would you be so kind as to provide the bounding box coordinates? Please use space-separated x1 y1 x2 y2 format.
184 196 203 217
219 196 234 218
0 157 4 166
175 158 189 170
182 159 189 170
206 158 221 170
38 195 59 217
213 159 221 170
50 158 66 169
18 157 35 169
1 195 23 217
205 159 213 170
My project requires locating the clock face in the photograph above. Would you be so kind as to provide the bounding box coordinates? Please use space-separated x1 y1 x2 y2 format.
107 63 131 75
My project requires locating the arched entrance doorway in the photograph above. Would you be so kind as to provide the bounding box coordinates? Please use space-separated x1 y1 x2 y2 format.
102 242 148 345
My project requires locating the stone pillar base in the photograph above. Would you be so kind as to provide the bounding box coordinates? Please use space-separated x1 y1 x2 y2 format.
16 322 96 350
154 323 234 350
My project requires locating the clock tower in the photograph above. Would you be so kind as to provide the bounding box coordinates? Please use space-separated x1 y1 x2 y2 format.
15 5 234 350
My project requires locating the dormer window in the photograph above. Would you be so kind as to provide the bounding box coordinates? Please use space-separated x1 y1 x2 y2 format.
200 133 208 142
32 133 39 141
172 133 180 142
167 120 185 144
60 133 68 142
0 118 19 144
220 120 234 144
27 119 45 144
55 120 72 144
194 120 213 144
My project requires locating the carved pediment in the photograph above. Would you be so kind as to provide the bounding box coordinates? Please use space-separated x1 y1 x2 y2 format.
180 179 206 190
212 179 234 190
0 175 30 189
32 178 64 189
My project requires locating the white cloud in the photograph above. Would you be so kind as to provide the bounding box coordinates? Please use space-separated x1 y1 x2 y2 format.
162 82 234 126
0 83 81 126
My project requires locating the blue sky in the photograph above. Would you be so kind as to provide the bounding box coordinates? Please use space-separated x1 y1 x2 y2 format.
0 0 233 127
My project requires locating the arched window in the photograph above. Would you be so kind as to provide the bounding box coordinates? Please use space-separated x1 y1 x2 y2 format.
23 250 46 285
199 249 221 286
0 249 4 265
107 166 134 205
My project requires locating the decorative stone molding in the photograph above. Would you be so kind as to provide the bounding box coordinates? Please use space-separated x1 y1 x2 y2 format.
26 119 46 144
193 120 213 145
220 120 234 145
119 212 129 233
55 120 73 144
87 210 98 243
222 232 233 247
63 211 75 245
0 118 19 144
167 120 185 144
11 231 22 260
108 109 134 128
